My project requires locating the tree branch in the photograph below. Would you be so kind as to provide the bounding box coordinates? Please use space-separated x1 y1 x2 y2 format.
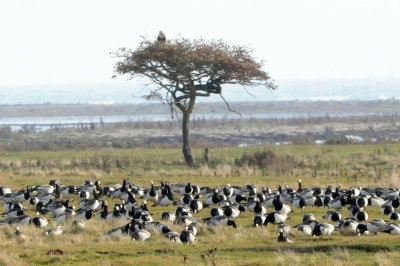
220 94 242 117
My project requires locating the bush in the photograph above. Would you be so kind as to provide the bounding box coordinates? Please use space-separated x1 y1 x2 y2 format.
235 150 296 176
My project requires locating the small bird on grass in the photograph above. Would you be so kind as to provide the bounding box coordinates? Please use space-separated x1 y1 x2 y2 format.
277 228 293 243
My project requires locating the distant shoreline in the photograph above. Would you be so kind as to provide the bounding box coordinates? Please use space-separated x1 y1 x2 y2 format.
0 99 399 118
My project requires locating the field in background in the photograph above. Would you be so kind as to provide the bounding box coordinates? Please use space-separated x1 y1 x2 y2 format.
0 144 400 265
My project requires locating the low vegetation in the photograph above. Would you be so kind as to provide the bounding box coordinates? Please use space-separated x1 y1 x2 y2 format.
0 144 400 264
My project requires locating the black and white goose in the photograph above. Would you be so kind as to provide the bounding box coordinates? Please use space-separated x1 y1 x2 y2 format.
164 232 182 243
79 189 100 211
2 207 25 217
74 209 93 220
277 228 293 243
180 228 196 244
110 178 129 199
72 220 87 230
328 195 347 209
3 202 24 212
0 186 12 196
322 211 342 222
32 184 54 194
297 179 313 198
30 216 49 228
294 224 312 236
253 215 266 227
301 219 319 231
143 181 158 202
54 207 75 224
184 181 194 194
388 197 400 209
223 203 244 218
386 223 400 235
388 212 400 220
106 204 123 220
273 194 292 214
263 211 288 226
154 185 174 207
3 188 30 203
203 189 225 206
293 196 306 209
302 213 316 223
357 219 391 234
368 195 385 207
41 199 72 216
96 201 109 220
59 185 78 196
276 224 291 236
380 204 394 215
174 213 194 226
356 196 368 208
204 216 237 228
335 218 359 235
144 221 171 234
222 184 233 198
210 207 224 217
13 227 26 241
44 225 62 236
189 196 203 214
161 211 176 222
229 194 247 204
312 223 335 236
104 224 131 237
0 215 31 225
130 228 152 241
176 193 193 206
348 206 362 217
252 199 266 216
354 210 368 222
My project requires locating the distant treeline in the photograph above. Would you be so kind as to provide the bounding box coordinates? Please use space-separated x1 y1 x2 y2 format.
0 99 399 117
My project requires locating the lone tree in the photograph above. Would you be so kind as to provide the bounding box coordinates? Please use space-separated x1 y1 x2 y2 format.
112 35 275 167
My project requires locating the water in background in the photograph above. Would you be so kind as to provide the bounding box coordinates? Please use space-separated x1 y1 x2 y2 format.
0 78 399 105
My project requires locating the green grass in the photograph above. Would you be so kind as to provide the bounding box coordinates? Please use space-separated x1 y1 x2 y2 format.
1 144 400 265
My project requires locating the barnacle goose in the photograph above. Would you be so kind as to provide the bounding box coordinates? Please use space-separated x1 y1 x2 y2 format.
312 223 335 236
161 211 176 222
189 196 203 213
30 216 49 228
210 207 224 217
44 225 62 236
388 212 400 220
13 227 26 241
143 181 158 202
294 224 312 236
204 216 237 228
277 228 293 243
335 218 359 235
263 211 288 226
323 211 342 222
164 232 182 243
276 224 291 236
0 215 31 225
79 189 100 211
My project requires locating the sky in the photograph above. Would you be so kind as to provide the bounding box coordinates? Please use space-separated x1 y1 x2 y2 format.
0 0 399 103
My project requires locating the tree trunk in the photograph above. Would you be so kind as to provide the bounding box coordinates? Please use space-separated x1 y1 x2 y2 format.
181 97 196 168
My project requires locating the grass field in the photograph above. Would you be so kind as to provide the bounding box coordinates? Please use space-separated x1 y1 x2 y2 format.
1 144 400 265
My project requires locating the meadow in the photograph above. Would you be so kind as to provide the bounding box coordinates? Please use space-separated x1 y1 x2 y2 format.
0 144 400 265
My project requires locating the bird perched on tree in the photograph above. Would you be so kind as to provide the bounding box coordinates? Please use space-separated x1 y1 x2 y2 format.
157 31 166 42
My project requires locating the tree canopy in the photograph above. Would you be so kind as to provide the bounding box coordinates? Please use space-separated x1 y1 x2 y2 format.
112 36 275 167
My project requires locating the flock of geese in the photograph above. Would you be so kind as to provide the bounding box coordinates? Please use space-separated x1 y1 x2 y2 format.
1 178 400 244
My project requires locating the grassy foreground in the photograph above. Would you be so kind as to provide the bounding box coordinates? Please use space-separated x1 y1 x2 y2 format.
0 144 400 265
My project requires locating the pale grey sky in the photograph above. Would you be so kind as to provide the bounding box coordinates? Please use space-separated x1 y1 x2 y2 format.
0 0 399 87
